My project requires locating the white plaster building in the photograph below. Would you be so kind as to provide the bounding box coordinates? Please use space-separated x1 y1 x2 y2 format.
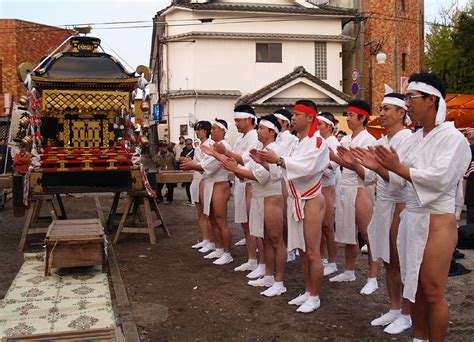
150 0 356 143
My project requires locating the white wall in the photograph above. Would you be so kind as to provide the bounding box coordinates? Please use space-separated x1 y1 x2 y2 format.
167 38 342 92
167 97 241 143
159 3 348 144
165 11 343 37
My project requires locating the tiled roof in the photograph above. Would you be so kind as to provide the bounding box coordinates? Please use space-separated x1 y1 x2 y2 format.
164 31 354 42
165 89 241 98
175 2 356 16
237 66 352 105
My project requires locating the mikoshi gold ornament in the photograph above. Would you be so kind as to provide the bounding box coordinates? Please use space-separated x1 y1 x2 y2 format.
136 65 151 82
20 117 30 128
140 101 150 113
17 62 34 82
22 136 33 147
19 95 29 106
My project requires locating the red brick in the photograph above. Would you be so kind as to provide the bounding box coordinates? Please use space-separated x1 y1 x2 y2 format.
0 19 73 115
361 0 424 111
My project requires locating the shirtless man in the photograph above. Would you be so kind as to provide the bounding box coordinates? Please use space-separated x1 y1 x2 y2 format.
180 119 233 265
220 114 286 296
329 100 378 295
351 91 412 334
368 73 471 341
259 100 329 313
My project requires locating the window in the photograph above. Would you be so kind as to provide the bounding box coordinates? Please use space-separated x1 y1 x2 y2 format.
180 124 188 136
401 0 406 11
314 42 327 79
256 43 282 63
402 53 407 72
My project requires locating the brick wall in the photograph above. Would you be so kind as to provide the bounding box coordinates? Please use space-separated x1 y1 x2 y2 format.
362 0 424 112
0 19 73 116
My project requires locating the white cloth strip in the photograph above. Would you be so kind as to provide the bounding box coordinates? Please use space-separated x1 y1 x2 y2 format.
234 111 255 119
274 113 290 123
407 81 446 125
317 115 334 126
260 119 280 134
213 121 227 132
382 97 407 110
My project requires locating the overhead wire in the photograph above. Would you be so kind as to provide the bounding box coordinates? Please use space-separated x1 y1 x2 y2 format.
0 10 459 35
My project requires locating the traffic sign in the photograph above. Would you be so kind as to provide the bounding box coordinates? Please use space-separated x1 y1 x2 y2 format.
351 69 359 82
351 82 359 96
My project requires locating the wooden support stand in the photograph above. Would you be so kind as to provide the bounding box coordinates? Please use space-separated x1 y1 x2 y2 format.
18 194 67 252
44 218 106 276
113 191 169 244
107 192 122 231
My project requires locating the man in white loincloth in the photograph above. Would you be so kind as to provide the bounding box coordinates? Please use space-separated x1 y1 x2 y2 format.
220 114 286 296
273 108 298 262
187 121 214 253
351 90 413 334
316 112 340 276
368 72 471 341
180 119 233 265
212 105 264 276
259 100 329 313
329 100 379 295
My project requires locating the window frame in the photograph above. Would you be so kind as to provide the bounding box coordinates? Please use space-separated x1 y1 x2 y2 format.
256 42 282 63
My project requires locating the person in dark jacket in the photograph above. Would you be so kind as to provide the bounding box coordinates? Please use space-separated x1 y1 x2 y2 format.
465 130 474 224
180 138 195 206
153 142 176 204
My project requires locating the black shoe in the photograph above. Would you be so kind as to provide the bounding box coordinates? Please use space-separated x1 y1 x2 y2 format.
449 262 471 277
453 249 465 260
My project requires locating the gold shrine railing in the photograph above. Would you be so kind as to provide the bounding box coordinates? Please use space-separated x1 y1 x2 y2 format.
60 119 112 148
41 89 129 113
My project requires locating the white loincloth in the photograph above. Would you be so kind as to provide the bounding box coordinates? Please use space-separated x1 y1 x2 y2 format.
248 182 281 238
397 209 430 303
368 200 396 263
190 173 202 203
286 196 306 252
202 180 214 216
233 180 248 223
334 185 358 244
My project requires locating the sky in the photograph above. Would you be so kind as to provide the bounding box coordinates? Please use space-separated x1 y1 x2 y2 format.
0 0 471 71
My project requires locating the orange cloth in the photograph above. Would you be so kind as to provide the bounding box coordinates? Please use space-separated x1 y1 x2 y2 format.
14 151 31 174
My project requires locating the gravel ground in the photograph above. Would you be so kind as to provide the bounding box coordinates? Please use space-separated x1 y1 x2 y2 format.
1 188 473 341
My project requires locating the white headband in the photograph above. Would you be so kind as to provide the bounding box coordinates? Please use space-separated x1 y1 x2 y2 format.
407 81 446 125
317 115 334 127
382 96 407 110
234 111 255 120
382 96 411 125
274 113 290 123
214 121 228 139
213 121 227 132
259 119 280 134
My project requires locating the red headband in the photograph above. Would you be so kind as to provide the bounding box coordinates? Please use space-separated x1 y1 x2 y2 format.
294 104 317 116
347 106 370 119
294 104 319 137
